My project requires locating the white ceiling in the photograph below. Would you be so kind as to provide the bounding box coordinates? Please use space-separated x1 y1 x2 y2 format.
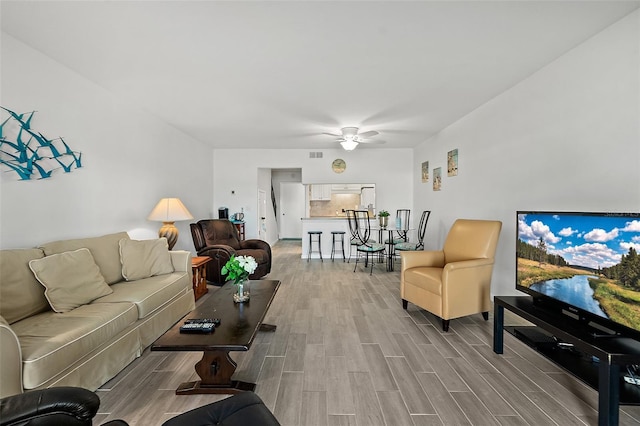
2 1 639 150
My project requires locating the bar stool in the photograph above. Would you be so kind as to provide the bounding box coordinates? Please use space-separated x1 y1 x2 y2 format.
331 231 346 262
307 231 323 262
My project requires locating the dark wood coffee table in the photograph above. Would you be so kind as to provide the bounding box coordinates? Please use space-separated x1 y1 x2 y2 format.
151 279 280 395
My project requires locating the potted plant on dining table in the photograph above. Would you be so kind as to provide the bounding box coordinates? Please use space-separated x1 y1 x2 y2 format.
378 210 390 228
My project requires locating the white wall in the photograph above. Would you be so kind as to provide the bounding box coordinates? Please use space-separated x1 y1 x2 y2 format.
4 8 637 281
412 11 640 298
213 149 414 243
0 34 214 252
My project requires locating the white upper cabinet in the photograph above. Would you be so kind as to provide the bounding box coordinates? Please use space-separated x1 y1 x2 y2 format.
310 184 332 200
331 184 361 193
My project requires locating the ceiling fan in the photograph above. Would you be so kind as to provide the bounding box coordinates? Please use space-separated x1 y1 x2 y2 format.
324 127 385 151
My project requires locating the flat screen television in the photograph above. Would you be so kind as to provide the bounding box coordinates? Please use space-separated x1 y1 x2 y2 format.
517 211 640 340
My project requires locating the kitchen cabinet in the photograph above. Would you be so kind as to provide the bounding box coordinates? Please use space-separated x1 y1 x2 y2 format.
331 184 361 193
310 184 332 200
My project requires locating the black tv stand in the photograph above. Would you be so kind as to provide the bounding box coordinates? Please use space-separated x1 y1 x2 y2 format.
493 296 640 426
591 332 622 339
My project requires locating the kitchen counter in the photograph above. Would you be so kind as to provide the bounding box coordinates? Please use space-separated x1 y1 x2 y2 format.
302 216 348 220
301 217 351 260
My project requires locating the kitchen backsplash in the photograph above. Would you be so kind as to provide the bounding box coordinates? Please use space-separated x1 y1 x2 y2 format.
310 194 361 216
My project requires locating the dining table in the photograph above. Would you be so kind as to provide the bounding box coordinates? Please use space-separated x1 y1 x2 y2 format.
371 225 413 271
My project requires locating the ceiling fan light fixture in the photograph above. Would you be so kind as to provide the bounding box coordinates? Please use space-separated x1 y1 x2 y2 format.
340 140 358 151
341 127 359 138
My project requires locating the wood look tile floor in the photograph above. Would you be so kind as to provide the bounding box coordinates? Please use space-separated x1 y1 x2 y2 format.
95 240 640 425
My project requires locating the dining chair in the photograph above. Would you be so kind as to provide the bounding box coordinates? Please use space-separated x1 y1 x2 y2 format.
385 209 411 245
395 210 431 252
350 210 386 275
346 209 358 263
346 209 377 263
381 209 411 271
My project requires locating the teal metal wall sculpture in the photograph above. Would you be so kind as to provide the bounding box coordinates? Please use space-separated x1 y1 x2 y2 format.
0 106 82 180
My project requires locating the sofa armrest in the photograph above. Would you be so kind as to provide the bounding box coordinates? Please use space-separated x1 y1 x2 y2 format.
0 315 22 398
400 250 445 271
441 258 495 293
0 386 99 426
170 250 192 273
441 259 495 319
443 258 494 272
239 239 270 253
441 259 495 298
239 240 272 273
197 244 236 259
195 245 236 285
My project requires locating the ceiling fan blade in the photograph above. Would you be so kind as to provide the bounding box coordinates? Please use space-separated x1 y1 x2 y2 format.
322 132 343 137
358 139 386 145
290 131 328 137
358 130 379 138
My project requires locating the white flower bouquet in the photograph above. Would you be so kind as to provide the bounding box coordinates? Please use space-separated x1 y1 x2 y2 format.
221 255 258 285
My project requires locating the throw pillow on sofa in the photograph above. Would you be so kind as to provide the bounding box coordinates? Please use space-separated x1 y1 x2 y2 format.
119 238 174 281
28 248 113 313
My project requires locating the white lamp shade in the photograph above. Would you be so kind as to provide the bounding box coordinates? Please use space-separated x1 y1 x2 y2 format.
147 198 194 222
340 140 359 151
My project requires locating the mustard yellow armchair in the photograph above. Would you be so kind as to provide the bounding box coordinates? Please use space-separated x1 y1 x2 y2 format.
400 219 502 331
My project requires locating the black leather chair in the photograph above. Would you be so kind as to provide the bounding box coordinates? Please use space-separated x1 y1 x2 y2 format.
190 219 271 285
0 387 281 426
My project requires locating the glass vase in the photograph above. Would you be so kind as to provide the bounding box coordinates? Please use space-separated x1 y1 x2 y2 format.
233 279 250 303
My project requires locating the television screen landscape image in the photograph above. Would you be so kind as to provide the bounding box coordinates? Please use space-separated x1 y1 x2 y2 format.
517 211 640 337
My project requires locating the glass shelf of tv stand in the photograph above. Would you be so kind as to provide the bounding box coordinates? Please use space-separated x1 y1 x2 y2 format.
494 296 640 407
505 325 640 405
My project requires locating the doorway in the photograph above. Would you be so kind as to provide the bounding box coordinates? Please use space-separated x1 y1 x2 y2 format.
258 189 267 241
279 182 305 239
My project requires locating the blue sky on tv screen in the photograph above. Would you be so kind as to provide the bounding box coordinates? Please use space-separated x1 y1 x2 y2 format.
518 212 640 269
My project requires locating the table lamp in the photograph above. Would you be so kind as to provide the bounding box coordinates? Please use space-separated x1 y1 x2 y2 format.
147 198 194 250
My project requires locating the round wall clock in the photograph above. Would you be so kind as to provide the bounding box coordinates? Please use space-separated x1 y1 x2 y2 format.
332 158 346 174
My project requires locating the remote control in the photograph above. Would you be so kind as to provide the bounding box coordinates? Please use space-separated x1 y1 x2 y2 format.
185 318 221 325
185 318 209 324
180 322 215 334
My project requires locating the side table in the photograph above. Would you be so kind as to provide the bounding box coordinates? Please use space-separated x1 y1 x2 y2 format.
231 220 245 241
191 256 211 301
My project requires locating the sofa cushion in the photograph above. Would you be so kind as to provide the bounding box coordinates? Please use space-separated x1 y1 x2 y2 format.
0 248 50 324
119 238 174 281
93 272 190 319
403 267 443 296
11 302 138 390
39 232 130 285
29 249 114 313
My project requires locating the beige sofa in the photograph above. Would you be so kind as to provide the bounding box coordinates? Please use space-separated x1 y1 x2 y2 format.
0 232 195 398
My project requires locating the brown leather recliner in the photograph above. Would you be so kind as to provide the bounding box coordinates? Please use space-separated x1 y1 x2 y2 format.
190 219 271 285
